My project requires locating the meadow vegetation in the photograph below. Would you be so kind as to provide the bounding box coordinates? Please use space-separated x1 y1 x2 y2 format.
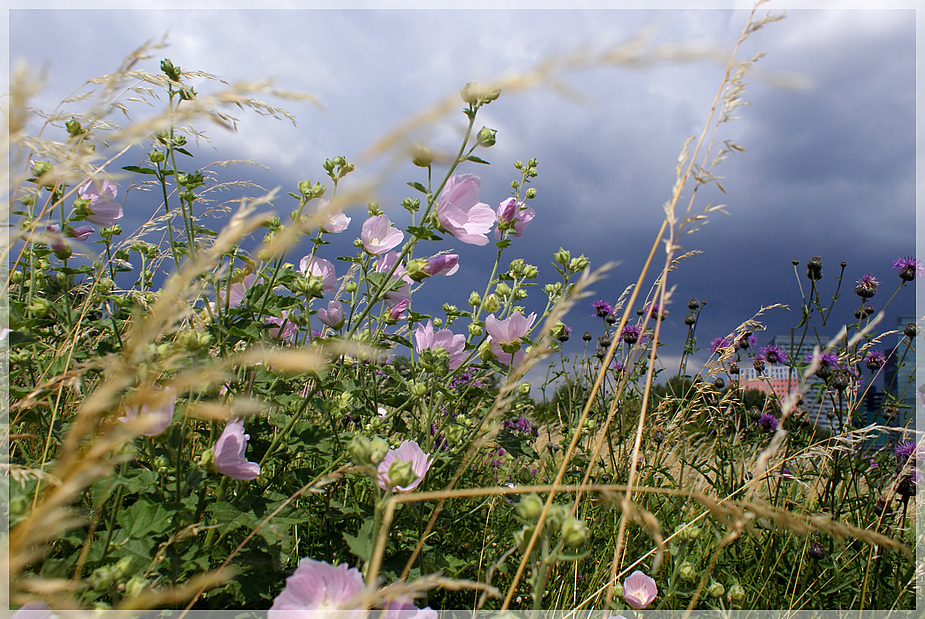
4 5 920 614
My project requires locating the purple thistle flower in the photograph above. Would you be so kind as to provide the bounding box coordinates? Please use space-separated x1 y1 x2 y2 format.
503 416 538 436
758 412 778 433
646 303 667 320
894 441 916 463
759 345 788 365
592 300 614 317
892 257 924 282
856 273 879 299
710 337 732 353
864 350 887 371
621 324 643 345
736 333 757 350
804 351 839 367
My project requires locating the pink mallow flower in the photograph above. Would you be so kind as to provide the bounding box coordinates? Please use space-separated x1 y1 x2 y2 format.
436 174 495 246
119 387 175 436
317 301 345 329
316 199 351 234
269 558 364 618
214 273 257 312
485 311 536 366
377 440 433 492
361 214 404 255
494 197 535 239
388 298 410 321
422 254 459 277
415 320 466 370
267 310 298 340
69 225 95 241
384 600 437 619
622 570 657 609
214 419 260 480
78 179 123 227
299 256 337 294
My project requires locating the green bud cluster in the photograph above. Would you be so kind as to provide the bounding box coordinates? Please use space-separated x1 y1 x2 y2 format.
348 435 390 467
481 294 501 313
297 180 326 200
514 497 587 551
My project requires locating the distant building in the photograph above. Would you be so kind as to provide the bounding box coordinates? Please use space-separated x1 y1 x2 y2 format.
739 335 837 430
882 314 918 430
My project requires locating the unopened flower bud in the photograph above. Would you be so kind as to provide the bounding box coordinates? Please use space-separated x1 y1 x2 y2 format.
410 142 434 167
678 562 697 581
477 126 497 147
514 525 535 553
198 447 215 472
469 323 484 337
707 581 725 599
554 248 570 264
369 437 389 465
482 294 501 313
495 283 512 298
468 291 482 307
727 583 746 604
525 188 537 199
523 264 539 279
569 255 590 272
387 459 417 488
561 517 587 547
367 201 382 216
124 574 149 599
806 256 823 281
516 494 544 521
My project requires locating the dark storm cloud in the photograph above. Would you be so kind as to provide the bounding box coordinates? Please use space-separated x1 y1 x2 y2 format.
7 6 916 382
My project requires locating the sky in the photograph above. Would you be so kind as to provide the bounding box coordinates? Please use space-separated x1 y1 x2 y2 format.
5 2 921 392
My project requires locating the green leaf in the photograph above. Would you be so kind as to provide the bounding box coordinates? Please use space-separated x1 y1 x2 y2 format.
175 147 194 158
407 181 428 194
343 518 375 564
121 165 158 175
465 155 490 165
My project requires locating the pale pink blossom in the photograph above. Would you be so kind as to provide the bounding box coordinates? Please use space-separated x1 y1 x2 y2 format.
69 225 94 241
12 601 55 619
299 256 337 293
361 214 404 255
375 251 412 283
316 199 351 234
269 558 364 617
214 419 260 480
377 440 433 492
422 254 459 277
213 273 257 313
436 174 495 245
485 311 536 366
388 298 410 321
78 179 123 227
415 320 466 370
494 197 535 239
267 310 298 339
317 301 345 329
119 387 175 436
384 600 437 619
622 570 657 609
